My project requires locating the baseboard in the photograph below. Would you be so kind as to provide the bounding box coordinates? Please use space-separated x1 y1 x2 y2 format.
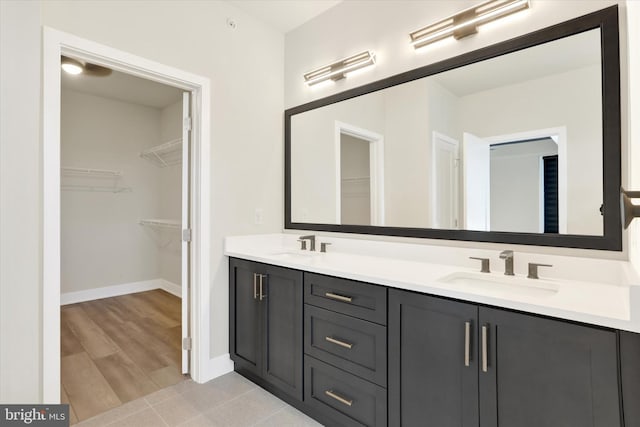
197 353 234 383
158 279 181 298
61 278 181 305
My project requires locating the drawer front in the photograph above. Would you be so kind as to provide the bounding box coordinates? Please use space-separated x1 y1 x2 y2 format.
304 272 387 324
305 356 387 427
305 305 387 386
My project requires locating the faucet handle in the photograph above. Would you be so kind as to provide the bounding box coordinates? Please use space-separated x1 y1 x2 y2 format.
527 263 553 279
297 239 307 250
320 242 331 253
469 257 491 273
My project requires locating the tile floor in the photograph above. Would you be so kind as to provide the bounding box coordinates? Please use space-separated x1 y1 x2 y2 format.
74 372 323 427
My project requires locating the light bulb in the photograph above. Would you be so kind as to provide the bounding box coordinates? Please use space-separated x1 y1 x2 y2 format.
61 62 83 75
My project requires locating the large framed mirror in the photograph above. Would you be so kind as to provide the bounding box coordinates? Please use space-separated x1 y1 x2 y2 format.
285 6 621 250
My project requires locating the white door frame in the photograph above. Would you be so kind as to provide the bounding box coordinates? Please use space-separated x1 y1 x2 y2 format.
42 27 211 402
484 126 567 234
334 121 385 226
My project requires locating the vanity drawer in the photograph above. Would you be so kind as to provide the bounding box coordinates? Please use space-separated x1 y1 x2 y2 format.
304 272 387 325
305 355 387 427
305 305 387 386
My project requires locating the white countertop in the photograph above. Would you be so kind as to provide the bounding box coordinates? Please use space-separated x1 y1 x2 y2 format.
224 234 640 333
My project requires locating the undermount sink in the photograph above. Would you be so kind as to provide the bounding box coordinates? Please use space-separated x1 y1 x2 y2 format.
437 271 559 297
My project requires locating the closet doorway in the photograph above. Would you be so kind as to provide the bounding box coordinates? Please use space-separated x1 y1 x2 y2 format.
59 64 191 422
42 28 212 409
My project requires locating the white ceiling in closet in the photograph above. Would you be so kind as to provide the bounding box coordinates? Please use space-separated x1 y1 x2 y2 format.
61 68 183 109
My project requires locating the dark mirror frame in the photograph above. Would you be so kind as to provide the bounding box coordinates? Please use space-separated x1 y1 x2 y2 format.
285 6 621 251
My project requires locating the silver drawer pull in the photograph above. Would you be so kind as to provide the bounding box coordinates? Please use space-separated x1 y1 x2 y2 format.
464 321 471 367
481 324 489 373
325 292 352 303
325 336 353 349
325 390 353 407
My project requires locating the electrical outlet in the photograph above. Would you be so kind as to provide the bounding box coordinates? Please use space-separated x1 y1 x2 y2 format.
254 208 264 225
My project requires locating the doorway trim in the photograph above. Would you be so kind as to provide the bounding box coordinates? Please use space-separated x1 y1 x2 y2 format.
42 27 211 402
333 121 385 226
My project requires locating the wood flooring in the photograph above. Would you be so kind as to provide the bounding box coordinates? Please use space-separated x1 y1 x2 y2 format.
60 289 186 424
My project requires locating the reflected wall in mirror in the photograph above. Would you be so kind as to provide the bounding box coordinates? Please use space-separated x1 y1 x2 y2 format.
286 6 621 250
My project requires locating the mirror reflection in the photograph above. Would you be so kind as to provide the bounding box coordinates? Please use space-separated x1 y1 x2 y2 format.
291 29 603 236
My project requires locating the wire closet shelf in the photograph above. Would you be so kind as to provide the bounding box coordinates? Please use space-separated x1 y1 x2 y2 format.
60 167 132 193
139 138 182 167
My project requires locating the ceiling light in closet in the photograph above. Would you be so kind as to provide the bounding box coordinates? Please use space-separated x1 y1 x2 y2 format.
410 0 530 49
61 56 83 75
303 51 376 86
61 56 113 77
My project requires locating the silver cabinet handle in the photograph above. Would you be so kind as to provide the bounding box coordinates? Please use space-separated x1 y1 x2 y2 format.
481 324 488 373
253 273 258 300
259 274 266 301
325 336 353 349
325 292 352 303
464 321 471 367
325 390 353 407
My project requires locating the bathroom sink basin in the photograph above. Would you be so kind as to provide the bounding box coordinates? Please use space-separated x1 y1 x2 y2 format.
437 271 559 297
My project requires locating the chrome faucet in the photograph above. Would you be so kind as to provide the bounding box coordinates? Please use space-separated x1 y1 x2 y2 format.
499 250 514 276
299 235 316 251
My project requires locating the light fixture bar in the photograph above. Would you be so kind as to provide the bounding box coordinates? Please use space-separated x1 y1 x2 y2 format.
304 51 376 86
410 0 530 49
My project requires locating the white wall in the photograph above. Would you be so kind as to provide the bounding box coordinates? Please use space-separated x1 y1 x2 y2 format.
0 0 284 401
285 0 630 259
0 0 42 403
60 90 162 292
158 100 182 286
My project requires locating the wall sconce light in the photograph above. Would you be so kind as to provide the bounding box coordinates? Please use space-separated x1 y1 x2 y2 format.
410 0 530 49
621 188 640 229
303 51 376 86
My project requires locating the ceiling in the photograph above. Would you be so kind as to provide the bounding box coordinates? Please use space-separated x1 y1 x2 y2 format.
61 67 183 109
226 0 342 33
433 28 601 97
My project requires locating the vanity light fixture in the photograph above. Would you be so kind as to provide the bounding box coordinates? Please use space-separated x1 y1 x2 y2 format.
303 51 376 86
410 0 530 49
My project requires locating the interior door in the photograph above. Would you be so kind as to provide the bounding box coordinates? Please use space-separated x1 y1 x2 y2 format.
181 91 191 374
431 132 460 229
463 132 490 231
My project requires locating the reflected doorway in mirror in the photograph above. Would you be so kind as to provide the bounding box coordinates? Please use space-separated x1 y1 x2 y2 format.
334 121 385 226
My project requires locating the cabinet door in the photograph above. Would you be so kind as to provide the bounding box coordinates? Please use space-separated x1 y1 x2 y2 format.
620 331 640 427
262 264 303 400
479 307 621 427
229 258 262 377
389 289 479 427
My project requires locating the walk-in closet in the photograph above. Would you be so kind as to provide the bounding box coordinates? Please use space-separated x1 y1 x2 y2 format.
58 60 189 423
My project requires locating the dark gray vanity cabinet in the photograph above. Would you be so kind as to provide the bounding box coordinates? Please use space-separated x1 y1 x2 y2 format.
229 258 303 401
304 273 388 427
620 331 640 427
388 290 479 427
480 307 621 427
389 289 622 427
